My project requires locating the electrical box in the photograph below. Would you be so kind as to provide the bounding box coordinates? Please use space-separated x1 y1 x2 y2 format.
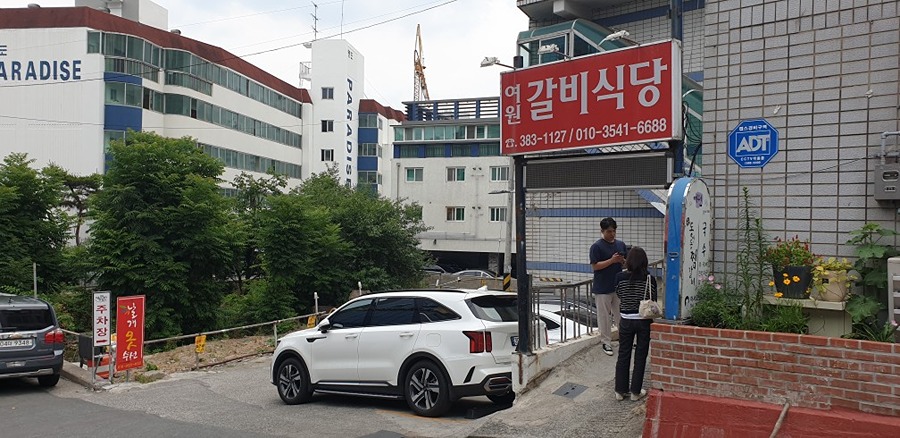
873 163 900 201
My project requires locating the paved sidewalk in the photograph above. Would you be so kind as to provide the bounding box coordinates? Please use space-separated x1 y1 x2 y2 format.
469 340 647 438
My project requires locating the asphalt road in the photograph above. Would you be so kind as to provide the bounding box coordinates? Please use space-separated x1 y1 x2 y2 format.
3 356 502 438
0 376 280 438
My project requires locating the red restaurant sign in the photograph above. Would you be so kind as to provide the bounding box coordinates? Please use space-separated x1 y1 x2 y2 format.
115 295 145 372
500 40 682 155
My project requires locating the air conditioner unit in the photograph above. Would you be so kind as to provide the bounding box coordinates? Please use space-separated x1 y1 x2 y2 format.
873 163 900 201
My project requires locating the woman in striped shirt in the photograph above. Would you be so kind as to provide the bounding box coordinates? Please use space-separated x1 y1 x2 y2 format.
613 246 658 401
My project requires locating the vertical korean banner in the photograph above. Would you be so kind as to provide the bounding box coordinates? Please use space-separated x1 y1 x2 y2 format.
92 291 111 347
115 295 145 372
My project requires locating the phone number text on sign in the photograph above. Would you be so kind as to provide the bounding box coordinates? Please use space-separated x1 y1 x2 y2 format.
500 40 682 155
516 119 670 148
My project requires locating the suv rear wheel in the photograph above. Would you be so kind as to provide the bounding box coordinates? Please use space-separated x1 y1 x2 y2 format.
405 360 450 417
487 391 515 405
38 373 60 387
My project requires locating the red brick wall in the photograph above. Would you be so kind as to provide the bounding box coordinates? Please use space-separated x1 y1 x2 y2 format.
649 324 900 417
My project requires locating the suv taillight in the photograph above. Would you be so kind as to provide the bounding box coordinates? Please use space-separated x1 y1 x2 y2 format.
44 329 64 345
463 331 492 353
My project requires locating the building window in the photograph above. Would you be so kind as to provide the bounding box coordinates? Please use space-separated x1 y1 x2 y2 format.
406 167 423 182
358 171 379 185
490 166 509 182
105 82 125 104
321 120 334 132
396 145 420 158
451 144 472 157
480 143 501 156
447 167 465 182
321 149 334 161
446 207 465 222
359 143 378 157
359 114 378 128
322 87 334 100
490 207 508 223
425 145 444 157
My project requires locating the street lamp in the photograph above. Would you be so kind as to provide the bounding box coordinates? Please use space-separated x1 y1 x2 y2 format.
480 56 515 69
536 43 572 60
489 172 514 277
599 29 630 47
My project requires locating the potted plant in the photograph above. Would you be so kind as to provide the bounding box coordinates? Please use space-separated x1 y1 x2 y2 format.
764 236 816 299
812 257 856 302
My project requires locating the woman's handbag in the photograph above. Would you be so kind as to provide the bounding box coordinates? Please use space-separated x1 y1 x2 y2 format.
638 274 663 319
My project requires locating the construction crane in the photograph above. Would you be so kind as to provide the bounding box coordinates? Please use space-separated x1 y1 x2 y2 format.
413 24 430 101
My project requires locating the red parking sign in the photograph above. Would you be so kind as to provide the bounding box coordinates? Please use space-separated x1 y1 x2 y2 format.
115 295 145 372
500 40 682 155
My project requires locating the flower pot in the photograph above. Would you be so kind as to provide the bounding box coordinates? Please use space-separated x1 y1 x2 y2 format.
773 265 813 299
817 271 849 302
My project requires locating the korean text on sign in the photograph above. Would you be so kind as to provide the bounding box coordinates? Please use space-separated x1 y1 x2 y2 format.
115 295 146 372
500 40 682 155
92 291 111 347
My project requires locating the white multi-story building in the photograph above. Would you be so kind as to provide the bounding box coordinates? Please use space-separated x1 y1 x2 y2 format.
0 1 311 188
0 1 408 195
393 98 515 274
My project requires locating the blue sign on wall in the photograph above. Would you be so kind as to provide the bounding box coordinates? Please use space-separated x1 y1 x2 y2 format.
728 119 779 168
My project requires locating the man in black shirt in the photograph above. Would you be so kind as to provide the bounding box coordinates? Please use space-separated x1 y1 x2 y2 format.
589 217 627 356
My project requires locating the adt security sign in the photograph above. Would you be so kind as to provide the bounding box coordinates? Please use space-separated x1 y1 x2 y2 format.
728 119 779 168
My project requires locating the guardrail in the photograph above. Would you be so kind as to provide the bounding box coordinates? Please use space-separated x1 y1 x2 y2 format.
60 311 326 380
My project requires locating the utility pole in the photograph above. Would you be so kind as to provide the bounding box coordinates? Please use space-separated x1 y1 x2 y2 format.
310 2 318 41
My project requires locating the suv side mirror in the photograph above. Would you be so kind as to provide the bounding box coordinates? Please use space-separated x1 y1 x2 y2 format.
319 321 343 333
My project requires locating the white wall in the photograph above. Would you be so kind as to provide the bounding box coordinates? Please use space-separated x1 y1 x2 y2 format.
397 154 516 254
308 39 365 187
0 28 105 175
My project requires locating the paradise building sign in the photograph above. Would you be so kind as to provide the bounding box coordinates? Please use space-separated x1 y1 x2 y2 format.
500 40 682 155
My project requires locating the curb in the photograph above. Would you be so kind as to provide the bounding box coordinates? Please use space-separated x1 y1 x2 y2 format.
60 360 102 390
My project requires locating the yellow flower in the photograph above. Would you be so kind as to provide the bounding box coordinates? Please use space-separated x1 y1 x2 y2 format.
792 276 800 282
768 281 775 286
783 279 791 285
774 292 783 298
782 273 788 277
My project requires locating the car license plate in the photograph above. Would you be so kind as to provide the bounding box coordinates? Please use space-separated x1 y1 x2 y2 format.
510 336 518 347
0 339 33 348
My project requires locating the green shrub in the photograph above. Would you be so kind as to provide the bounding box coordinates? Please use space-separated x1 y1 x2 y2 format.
690 277 745 329
759 302 808 334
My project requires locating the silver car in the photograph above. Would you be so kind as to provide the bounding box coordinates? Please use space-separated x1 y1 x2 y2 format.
0 293 65 387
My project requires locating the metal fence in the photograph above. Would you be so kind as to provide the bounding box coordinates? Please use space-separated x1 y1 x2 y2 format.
60 311 325 382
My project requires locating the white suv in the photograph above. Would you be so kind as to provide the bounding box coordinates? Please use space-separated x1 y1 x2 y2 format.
270 289 519 417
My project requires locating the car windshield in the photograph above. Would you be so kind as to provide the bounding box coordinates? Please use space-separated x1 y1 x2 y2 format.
0 308 53 332
466 295 517 322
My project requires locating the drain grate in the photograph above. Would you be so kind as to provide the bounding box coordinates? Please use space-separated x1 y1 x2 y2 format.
552 382 588 399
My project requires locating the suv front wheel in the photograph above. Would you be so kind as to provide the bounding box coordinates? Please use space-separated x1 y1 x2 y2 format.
276 357 313 405
405 360 451 417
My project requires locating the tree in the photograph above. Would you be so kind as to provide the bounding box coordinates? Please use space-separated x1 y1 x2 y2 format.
43 167 102 246
290 169 430 306
226 172 287 294
0 153 70 292
89 132 232 338
257 194 350 318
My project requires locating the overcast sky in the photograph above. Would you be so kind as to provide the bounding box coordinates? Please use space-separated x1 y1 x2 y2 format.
9 0 528 109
